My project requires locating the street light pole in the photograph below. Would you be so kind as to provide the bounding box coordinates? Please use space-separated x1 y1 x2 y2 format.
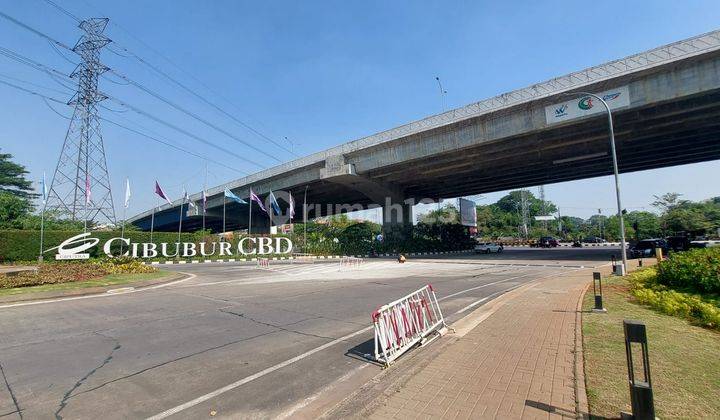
563 91 628 274
435 76 447 112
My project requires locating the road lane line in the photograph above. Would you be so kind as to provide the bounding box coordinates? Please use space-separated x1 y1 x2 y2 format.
147 268 562 419
0 273 197 309
146 326 375 420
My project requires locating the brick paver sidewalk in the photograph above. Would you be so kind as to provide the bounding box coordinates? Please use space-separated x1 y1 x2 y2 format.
367 266 615 420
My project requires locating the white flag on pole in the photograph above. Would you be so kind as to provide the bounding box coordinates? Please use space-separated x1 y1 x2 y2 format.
183 189 196 208
124 178 131 208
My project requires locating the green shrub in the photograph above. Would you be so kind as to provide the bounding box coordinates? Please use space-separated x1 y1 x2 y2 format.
0 261 109 288
93 257 156 274
656 248 720 294
626 266 720 330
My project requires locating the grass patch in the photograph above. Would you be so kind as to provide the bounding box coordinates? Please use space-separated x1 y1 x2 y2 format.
583 275 720 418
0 270 171 297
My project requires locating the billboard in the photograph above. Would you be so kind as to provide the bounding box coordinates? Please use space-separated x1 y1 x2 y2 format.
459 198 477 227
545 86 630 125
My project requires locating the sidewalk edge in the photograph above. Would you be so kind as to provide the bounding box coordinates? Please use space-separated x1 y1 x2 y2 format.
575 281 591 419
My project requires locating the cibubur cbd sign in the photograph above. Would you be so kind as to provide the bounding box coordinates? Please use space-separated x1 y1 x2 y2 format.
47 233 293 260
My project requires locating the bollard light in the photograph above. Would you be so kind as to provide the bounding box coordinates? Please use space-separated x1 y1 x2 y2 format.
622 320 655 420
592 272 606 313
655 247 663 263
638 259 643 267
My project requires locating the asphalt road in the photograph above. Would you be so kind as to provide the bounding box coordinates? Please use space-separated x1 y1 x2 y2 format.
0 248 618 419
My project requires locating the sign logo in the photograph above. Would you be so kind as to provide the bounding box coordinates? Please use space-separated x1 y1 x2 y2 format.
47 232 98 260
578 97 593 110
554 104 568 117
545 86 630 125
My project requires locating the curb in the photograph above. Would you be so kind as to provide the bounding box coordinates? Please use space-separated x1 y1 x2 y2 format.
142 250 476 265
575 281 592 419
0 271 188 305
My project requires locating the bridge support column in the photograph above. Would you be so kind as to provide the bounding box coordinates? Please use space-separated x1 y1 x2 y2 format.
382 198 413 241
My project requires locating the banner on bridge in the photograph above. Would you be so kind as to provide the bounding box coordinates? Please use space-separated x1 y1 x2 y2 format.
545 85 630 125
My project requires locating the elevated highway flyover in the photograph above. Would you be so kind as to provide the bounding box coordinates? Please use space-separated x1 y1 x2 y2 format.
129 30 720 233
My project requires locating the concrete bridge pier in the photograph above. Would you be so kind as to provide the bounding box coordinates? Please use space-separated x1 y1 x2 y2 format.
320 154 415 238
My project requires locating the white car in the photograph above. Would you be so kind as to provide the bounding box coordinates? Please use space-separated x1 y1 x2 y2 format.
475 242 504 254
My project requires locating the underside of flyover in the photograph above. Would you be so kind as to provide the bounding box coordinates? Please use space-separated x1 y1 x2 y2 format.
144 87 720 234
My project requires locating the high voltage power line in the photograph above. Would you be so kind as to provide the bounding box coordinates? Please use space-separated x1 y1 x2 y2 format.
0 9 288 169
0 72 246 175
0 44 257 167
37 0 298 156
0 37 261 171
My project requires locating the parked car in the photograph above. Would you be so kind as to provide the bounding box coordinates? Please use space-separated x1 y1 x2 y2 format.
629 239 669 258
689 240 720 248
475 242 504 254
582 236 607 244
666 236 691 252
537 236 559 248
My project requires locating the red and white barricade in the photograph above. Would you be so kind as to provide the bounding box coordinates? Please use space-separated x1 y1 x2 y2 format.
340 256 364 268
371 284 448 366
257 258 270 268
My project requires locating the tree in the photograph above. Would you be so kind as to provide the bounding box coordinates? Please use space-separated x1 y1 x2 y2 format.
418 204 460 225
0 191 33 228
625 211 662 240
0 152 36 199
651 192 684 213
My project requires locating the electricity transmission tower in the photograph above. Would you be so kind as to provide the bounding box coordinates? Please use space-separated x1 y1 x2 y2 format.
45 18 116 225
538 185 547 230
520 189 530 238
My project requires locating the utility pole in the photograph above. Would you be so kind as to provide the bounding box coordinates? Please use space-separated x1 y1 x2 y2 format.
45 18 116 226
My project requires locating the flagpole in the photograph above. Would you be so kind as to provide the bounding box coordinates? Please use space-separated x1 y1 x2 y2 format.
150 196 157 243
120 204 126 255
39 173 46 262
39 207 45 262
223 195 226 233
202 162 207 232
248 187 252 235
178 191 184 244
303 185 308 253
84 198 87 234
120 178 128 255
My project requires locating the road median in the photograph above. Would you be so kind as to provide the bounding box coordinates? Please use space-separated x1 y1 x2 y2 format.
0 270 185 305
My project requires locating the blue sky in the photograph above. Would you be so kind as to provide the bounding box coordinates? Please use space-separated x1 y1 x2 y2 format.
1 0 719 220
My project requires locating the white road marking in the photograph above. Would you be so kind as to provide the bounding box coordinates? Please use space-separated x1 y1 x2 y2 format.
275 363 369 420
146 325 375 420
105 287 135 294
147 267 567 419
0 273 197 309
454 296 492 314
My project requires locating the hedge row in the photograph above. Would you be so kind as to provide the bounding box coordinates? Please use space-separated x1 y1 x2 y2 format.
0 223 476 262
627 267 720 329
0 230 206 262
657 247 720 294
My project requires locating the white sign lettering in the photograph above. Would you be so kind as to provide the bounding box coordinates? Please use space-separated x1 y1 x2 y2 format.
44 233 294 259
